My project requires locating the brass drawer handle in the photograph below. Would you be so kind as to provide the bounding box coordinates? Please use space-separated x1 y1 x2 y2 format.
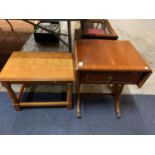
107 76 113 83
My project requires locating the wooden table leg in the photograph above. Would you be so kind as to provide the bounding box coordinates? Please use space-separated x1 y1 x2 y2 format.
114 84 124 119
108 84 124 119
114 94 121 119
2 82 21 111
67 83 72 110
17 84 27 101
77 82 81 118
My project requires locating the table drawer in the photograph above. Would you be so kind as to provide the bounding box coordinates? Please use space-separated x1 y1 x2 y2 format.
80 72 142 84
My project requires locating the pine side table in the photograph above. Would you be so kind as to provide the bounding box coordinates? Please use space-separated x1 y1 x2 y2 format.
0 52 75 111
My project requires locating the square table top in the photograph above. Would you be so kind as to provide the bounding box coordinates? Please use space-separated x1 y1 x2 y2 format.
0 52 75 82
75 40 152 72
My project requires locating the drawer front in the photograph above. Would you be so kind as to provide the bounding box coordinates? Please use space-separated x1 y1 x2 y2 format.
80 72 142 84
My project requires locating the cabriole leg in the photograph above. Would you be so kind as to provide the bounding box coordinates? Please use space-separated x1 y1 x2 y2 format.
108 84 124 119
77 83 81 118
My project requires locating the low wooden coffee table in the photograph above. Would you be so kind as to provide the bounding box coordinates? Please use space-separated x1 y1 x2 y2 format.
74 40 152 118
0 52 75 111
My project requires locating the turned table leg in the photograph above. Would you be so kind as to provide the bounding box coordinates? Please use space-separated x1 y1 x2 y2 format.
2 82 21 111
67 83 72 110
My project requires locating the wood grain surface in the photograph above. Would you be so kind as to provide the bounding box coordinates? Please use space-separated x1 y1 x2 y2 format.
0 52 75 82
75 39 152 72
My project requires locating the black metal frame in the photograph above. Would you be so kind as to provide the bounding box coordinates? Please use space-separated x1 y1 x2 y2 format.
23 20 72 52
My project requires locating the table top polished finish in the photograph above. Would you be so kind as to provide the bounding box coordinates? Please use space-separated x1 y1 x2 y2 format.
75 39 152 72
0 52 75 82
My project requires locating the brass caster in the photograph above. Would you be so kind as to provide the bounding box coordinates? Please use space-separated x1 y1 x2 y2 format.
77 112 81 119
116 112 121 119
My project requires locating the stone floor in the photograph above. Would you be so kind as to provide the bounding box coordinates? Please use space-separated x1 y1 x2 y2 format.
0 20 155 94
109 20 155 94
